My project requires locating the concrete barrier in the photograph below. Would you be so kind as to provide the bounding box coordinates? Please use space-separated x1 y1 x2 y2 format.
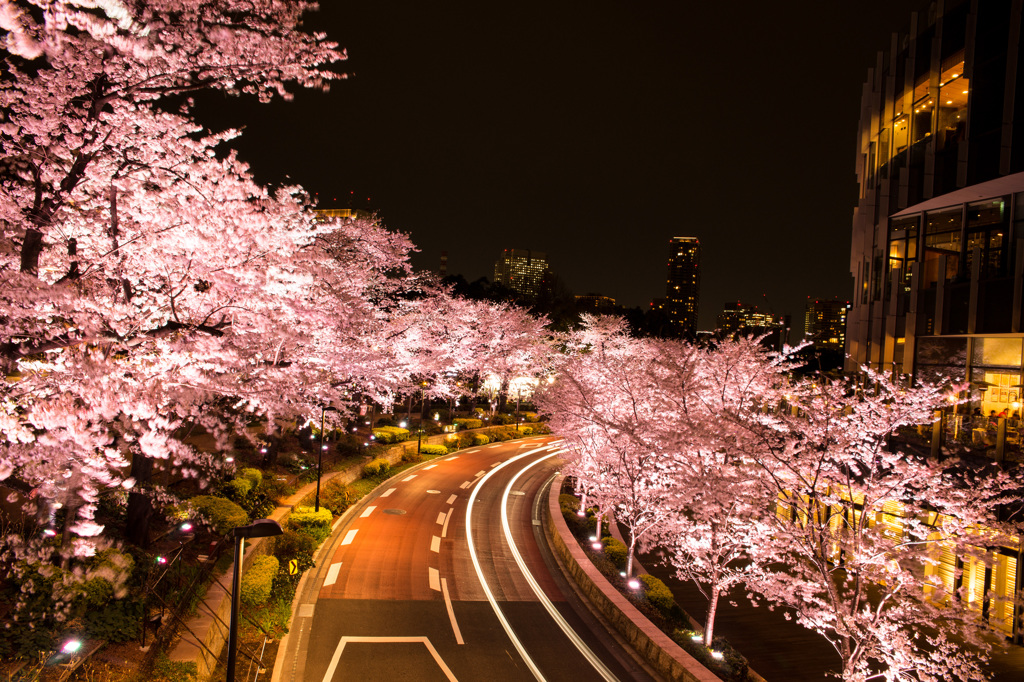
546 475 722 682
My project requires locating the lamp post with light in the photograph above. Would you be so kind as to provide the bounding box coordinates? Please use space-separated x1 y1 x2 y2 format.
226 519 283 681
316 405 338 513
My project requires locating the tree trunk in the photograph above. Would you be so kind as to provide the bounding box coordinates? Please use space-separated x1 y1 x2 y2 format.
704 583 721 646
124 454 154 547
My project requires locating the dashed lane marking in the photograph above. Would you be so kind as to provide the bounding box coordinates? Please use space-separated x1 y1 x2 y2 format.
380 488 396 498
431 535 441 552
429 567 441 591
360 506 376 518
341 530 358 546
323 562 342 587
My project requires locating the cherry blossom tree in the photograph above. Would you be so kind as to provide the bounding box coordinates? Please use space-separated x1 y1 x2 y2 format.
735 368 1017 682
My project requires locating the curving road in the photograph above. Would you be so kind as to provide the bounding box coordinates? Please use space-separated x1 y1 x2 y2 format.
275 437 655 682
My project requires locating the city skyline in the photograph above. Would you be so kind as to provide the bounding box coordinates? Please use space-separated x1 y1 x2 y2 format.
191 0 925 330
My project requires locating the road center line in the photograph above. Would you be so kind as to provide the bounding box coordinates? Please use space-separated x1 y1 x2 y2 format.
424 464 437 470
431 535 441 552
436 511 447 525
441 578 465 645
429 567 441 591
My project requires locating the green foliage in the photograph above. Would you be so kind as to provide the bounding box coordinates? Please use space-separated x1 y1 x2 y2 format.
401 449 423 463
419 444 448 455
290 505 332 529
262 475 297 503
521 411 539 422
152 652 198 682
470 434 488 446
453 417 483 429
226 477 252 500
559 494 581 515
83 597 142 642
362 457 391 478
375 415 397 427
318 479 356 515
240 467 263 489
0 562 59 658
190 495 249 535
491 413 515 425
639 573 676 615
372 426 410 444
521 426 534 435
602 536 628 570
240 555 279 607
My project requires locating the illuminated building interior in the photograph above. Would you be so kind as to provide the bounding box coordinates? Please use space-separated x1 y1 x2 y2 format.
665 236 700 336
493 248 548 301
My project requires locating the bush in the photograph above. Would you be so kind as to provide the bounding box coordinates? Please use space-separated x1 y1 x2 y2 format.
84 597 142 642
319 479 356 515
453 417 483 429
375 416 397 427
521 426 534 435
240 555 279 607
491 413 515 425
226 477 252 500
274 528 317 583
290 505 333 530
420 444 448 455
363 458 391 478
639 573 676 615
602 536 628 570
240 467 263 489
401 449 423 464
472 434 490 446
372 426 410 444
190 495 248 535
153 652 198 682
521 411 539 422
263 475 296 503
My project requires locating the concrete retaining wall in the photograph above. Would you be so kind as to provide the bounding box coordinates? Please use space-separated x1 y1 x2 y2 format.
546 475 721 682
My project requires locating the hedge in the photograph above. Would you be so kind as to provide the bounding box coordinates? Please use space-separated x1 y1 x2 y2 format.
226 477 252 500
290 506 333 529
453 417 483 429
240 555 279 607
363 458 391 478
372 426 410 444
190 495 248 535
420 444 448 455
240 467 263 489
602 536 628 570
472 434 490 446
639 573 676 615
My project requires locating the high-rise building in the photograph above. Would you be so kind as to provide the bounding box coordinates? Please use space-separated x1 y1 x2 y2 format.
665 237 700 336
847 0 1024 641
493 249 548 300
804 298 849 350
717 301 786 339
575 294 617 313
847 0 1024 396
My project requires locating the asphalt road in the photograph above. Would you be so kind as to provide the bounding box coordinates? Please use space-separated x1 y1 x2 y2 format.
275 437 656 682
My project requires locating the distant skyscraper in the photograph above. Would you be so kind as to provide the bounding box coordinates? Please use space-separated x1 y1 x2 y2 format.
665 237 700 336
575 293 616 313
804 298 848 351
439 251 448 278
494 249 548 300
717 300 788 349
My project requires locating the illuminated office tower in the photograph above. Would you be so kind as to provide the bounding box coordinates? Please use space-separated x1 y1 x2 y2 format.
665 237 700 336
804 298 849 350
494 249 548 301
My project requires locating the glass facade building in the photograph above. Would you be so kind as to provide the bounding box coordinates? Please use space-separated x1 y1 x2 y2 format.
847 0 1024 644
804 298 849 350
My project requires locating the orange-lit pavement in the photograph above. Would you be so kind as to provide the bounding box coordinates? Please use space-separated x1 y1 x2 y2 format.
277 437 653 682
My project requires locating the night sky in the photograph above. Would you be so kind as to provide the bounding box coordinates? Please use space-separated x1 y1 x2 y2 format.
195 0 924 332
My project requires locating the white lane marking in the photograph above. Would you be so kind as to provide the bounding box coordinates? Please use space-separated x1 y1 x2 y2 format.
436 511 447 525
321 636 456 682
441 578 464 645
465 446 554 681
459 481 471 489
431 535 441 552
360 505 376 518
475 470 486 478
425 464 438 470
380 488 396 498
463 449 479 454
441 508 453 538
490 462 500 467
446 456 459 460
402 474 416 482
429 567 441 591
341 529 358 546
323 562 342 587
446 494 457 505
502 454 618 682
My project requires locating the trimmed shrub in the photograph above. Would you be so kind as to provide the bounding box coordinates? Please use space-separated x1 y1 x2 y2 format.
190 495 248 535
226 477 252 500
401 449 423 464
375 416 397 427
453 417 483 429
602 536 628 570
521 411 539 422
240 467 263 489
491 413 515 425
472 434 490 446
240 555 279 607
639 573 676 615
363 458 391 478
420 444 448 455
520 426 534 435
372 426 410 444
290 506 332 543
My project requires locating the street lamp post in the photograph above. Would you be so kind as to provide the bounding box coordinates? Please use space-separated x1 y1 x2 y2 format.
316 405 338 513
226 519 283 681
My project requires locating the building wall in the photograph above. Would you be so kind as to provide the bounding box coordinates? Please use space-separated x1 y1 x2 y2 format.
494 248 548 300
804 299 849 350
666 237 701 336
848 0 1024 380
